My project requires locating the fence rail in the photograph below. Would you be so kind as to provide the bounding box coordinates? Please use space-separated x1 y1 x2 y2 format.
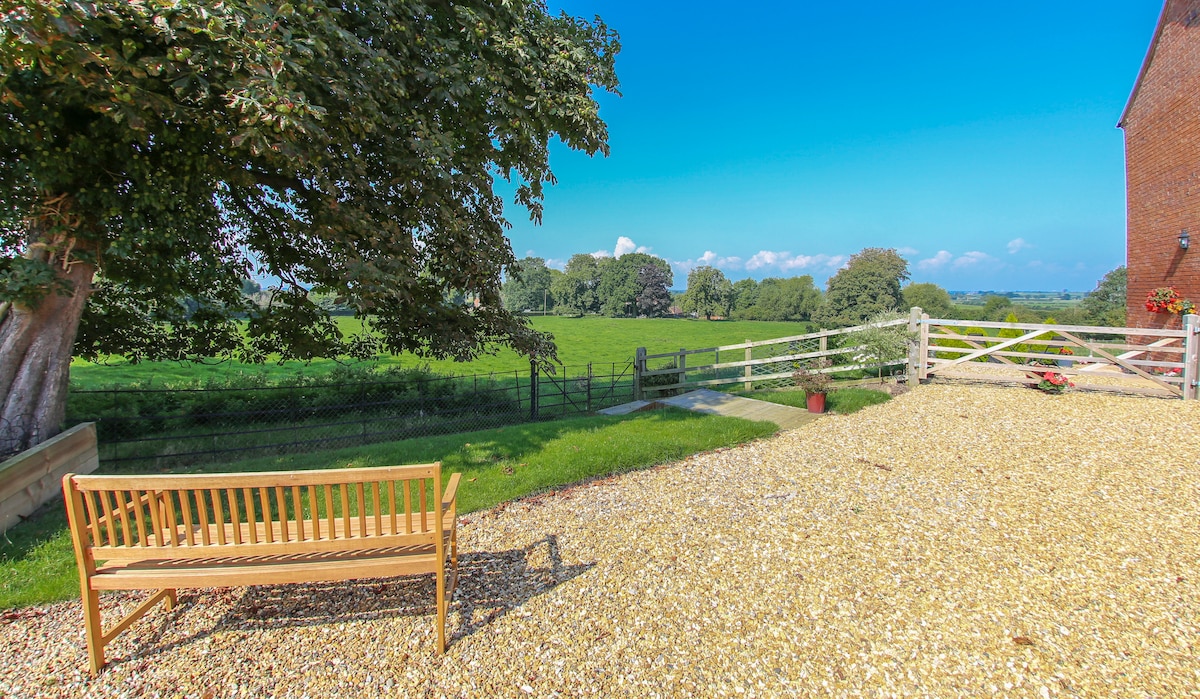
68 363 635 468
634 318 911 397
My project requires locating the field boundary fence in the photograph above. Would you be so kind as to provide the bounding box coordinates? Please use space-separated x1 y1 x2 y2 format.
67 363 635 468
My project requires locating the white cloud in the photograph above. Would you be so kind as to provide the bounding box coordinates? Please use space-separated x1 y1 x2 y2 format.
897 246 919 256
917 250 953 271
545 258 566 271
671 251 744 277
1006 238 1031 254
743 250 846 273
613 236 651 258
590 249 611 259
953 251 994 268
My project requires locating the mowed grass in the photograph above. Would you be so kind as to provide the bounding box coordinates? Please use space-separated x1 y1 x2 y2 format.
69 316 814 389
1 409 776 609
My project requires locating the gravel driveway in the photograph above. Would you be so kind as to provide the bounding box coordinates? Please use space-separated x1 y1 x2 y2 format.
3 383 1199 698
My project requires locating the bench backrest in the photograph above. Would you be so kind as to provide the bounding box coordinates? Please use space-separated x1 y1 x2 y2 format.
64 463 445 563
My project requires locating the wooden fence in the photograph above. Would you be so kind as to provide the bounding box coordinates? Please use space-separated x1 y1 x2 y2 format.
633 317 913 399
633 310 1200 401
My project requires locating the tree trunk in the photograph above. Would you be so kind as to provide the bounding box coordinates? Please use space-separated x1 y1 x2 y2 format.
0 236 94 457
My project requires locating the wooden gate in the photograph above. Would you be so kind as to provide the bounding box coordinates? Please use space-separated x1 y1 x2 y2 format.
913 313 1200 399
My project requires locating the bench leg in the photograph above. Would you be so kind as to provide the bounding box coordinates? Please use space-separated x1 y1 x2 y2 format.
165 589 178 610
435 566 446 654
81 587 106 675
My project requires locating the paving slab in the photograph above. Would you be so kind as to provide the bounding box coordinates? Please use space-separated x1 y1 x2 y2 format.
652 388 819 430
596 400 656 416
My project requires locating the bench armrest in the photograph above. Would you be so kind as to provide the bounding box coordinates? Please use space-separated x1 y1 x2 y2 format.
441 473 461 511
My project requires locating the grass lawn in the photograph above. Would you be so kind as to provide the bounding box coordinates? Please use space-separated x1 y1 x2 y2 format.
740 386 894 414
0 408 776 609
69 316 815 390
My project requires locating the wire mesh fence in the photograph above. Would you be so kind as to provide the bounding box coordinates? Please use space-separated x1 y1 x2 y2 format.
66 363 635 469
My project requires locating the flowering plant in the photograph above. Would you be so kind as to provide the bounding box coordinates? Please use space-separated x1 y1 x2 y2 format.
1146 287 1196 314
1057 346 1074 356
1038 371 1074 394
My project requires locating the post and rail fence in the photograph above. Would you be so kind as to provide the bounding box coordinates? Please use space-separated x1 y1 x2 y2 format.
633 309 1200 401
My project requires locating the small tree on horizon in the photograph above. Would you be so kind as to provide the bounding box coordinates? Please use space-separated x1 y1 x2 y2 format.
681 266 733 320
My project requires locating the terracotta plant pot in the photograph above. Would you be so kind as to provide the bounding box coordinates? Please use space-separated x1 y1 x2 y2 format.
806 392 826 414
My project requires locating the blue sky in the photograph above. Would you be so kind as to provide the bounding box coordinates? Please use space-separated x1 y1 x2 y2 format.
501 1 1165 291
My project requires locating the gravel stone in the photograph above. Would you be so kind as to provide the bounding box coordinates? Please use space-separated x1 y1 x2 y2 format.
2 383 1198 697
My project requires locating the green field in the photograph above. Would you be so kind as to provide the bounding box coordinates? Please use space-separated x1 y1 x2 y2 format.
69 316 815 389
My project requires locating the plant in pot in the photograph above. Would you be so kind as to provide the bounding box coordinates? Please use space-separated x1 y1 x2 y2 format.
792 359 833 413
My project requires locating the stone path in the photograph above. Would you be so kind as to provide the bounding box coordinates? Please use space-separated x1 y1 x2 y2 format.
600 388 818 430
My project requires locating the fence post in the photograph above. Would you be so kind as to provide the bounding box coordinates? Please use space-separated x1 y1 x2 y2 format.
586 363 593 412
907 306 923 385
678 348 686 391
634 347 646 401
529 361 539 419
1184 313 1199 400
744 339 753 391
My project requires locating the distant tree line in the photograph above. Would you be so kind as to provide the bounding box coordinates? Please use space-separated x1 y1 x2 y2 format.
499 248 1128 328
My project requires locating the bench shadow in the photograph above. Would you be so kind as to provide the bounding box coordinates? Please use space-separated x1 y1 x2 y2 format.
117 534 592 665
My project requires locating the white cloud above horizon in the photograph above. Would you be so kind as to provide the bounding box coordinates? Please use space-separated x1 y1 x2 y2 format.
917 250 997 272
745 250 847 273
1007 238 1031 254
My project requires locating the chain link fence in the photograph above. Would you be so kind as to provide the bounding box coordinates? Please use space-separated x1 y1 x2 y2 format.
65 363 635 469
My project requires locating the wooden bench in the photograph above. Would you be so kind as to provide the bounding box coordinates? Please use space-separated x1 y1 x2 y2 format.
63 462 460 674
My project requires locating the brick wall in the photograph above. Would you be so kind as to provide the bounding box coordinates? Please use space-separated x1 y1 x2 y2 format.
1122 0 1200 331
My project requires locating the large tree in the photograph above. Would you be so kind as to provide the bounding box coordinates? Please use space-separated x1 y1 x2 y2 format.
816 248 909 327
501 257 554 314
596 252 671 316
681 265 732 320
0 1 619 452
549 253 601 316
634 263 671 317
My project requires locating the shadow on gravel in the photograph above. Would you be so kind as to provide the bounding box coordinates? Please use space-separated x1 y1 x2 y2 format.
115 534 592 666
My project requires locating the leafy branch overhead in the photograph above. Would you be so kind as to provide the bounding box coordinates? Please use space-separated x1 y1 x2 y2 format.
0 0 619 450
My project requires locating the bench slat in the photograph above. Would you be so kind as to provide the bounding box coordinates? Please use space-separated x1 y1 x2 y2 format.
91 511 452 562
71 463 438 491
91 549 441 590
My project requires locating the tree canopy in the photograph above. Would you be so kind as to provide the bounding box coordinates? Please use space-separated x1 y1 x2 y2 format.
735 276 821 322
596 253 671 316
550 253 602 316
1079 266 1127 326
0 0 619 451
901 282 954 318
817 248 909 327
634 264 672 317
501 257 554 314
681 265 732 320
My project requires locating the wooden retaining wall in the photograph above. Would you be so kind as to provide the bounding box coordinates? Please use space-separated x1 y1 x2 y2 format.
0 422 98 534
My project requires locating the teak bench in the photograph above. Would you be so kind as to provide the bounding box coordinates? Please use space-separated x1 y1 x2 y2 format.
63 462 460 674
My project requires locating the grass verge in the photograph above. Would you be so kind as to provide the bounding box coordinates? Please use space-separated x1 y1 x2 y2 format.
740 386 893 414
1 409 775 609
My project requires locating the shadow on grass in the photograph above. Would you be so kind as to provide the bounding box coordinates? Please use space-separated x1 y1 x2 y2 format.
102 535 591 669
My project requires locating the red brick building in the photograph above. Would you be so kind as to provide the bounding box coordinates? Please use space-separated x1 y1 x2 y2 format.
1120 0 1200 329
